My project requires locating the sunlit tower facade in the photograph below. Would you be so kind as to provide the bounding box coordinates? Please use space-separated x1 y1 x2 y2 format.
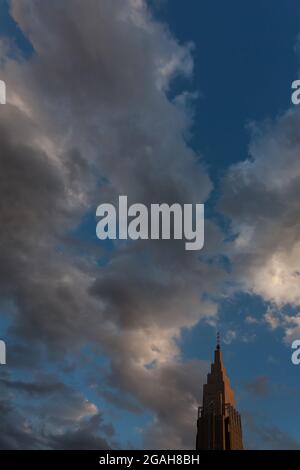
196 335 243 450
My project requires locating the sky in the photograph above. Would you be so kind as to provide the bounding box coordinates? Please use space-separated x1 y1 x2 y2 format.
1 0 300 450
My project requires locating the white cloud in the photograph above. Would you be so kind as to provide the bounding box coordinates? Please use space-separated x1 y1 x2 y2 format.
223 329 237 344
220 105 300 343
245 315 260 324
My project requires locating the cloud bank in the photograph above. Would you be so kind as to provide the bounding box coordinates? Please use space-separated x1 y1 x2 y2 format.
0 0 225 449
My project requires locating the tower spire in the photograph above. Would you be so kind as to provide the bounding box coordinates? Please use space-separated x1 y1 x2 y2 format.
196 338 243 450
216 331 220 350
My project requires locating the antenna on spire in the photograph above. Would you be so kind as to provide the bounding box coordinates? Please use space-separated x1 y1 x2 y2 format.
216 331 220 350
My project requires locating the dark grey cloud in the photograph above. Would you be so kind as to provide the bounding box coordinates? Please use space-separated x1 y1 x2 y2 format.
0 0 224 347
0 399 42 450
0 376 113 449
0 0 226 449
48 414 112 450
0 376 68 396
48 427 110 451
106 358 209 449
0 399 112 450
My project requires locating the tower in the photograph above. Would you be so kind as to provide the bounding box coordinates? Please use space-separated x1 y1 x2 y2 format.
196 334 243 450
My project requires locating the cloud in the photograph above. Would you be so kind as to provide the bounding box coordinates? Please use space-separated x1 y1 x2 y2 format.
0 399 42 450
47 415 111 450
245 315 260 324
106 358 209 449
0 0 224 448
0 374 113 449
0 376 68 396
0 0 223 347
220 108 300 308
223 329 237 344
264 308 281 330
263 308 300 344
243 411 300 450
219 103 300 352
243 376 270 397
243 375 293 400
